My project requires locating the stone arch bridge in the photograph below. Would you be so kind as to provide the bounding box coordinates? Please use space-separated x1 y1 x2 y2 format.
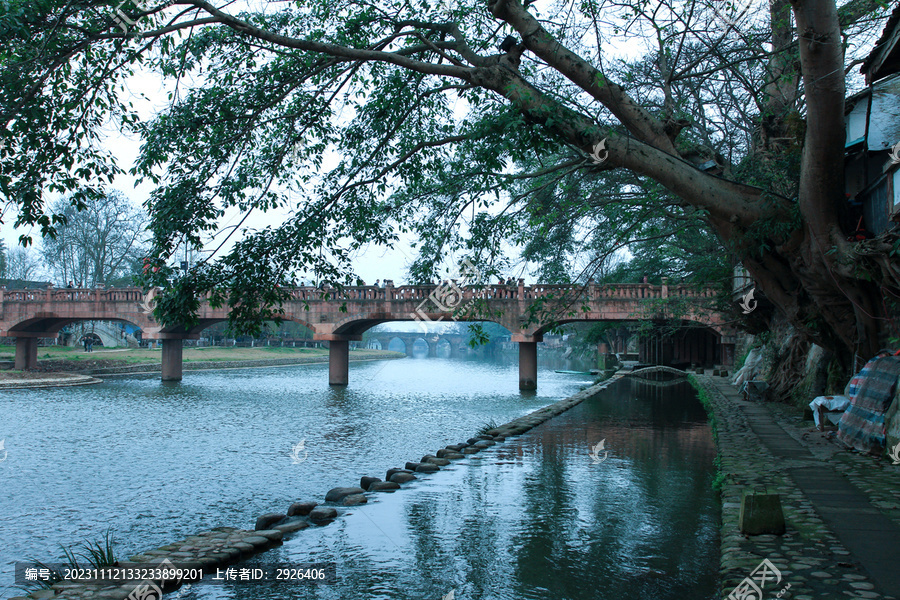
0 280 734 389
367 332 472 357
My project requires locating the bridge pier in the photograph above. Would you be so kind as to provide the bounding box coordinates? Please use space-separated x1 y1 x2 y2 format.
513 334 541 390
315 334 361 386
329 340 349 386
14 336 40 370
161 338 184 381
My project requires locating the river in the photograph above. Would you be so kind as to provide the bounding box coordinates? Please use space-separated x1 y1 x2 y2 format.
0 352 718 599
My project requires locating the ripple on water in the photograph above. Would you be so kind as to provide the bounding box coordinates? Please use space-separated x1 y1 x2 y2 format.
1 355 601 598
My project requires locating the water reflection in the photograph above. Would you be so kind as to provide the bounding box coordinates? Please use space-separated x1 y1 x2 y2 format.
178 379 718 600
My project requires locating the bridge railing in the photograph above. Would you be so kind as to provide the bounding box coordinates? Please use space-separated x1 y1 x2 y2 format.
1 284 719 304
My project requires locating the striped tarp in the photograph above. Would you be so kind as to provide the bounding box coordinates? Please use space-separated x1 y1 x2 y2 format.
838 355 900 454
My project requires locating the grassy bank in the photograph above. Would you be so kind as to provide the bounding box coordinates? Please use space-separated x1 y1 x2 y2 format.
0 346 401 371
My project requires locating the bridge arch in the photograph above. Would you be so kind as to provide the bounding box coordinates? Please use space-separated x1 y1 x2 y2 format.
387 337 408 354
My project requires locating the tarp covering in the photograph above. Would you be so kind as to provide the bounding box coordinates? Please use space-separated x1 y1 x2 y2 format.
838 355 900 454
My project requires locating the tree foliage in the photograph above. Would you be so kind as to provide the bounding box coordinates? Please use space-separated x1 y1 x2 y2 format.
0 0 895 366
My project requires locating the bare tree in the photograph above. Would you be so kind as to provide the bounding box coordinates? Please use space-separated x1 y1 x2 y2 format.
40 191 148 287
4 246 44 282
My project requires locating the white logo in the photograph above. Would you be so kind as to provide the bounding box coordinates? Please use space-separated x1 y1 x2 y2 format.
590 138 608 164
0 439 7 462
442 590 455 600
290 439 308 464
712 0 755 27
889 442 900 465
727 558 786 599
739 287 757 314
139 288 159 315
889 141 900 165
589 439 608 464
126 558 180 600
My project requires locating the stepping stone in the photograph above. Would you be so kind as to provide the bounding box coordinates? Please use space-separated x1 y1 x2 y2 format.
389 472 417 483
415 463 440 473
324 487 365 502
308 506 338 523
424 457 451 466
360 476 381 490
386 468 412 480
255 513 286 531
369 481 401 492
342 494 367 506
405 462 422 471
273 518 309 534
463 447 480 454
287 501 317 516
474 440 495 448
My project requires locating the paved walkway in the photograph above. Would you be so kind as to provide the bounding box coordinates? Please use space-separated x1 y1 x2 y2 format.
698 375 900 600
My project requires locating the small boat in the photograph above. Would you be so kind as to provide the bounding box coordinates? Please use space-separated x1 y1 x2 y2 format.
555 369 593 375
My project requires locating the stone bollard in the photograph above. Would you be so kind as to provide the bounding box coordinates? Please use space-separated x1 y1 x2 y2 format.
695 367 705 374
739 490 786 535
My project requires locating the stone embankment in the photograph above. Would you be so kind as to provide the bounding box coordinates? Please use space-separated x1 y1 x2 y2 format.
11 372 623 600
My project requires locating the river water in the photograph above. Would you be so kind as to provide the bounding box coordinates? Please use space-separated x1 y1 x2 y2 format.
0 353 718 599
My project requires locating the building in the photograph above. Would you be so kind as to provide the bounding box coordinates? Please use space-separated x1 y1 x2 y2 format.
845 5 900 236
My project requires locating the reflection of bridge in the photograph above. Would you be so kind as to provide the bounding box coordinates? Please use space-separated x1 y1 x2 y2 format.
0 281 733 389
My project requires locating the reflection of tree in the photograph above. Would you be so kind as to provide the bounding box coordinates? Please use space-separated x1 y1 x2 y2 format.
508 380 719 598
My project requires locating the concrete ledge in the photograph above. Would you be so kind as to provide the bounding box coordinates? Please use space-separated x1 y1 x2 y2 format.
0 373 102 390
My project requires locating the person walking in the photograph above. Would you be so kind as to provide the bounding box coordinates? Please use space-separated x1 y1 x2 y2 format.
82 336 89 352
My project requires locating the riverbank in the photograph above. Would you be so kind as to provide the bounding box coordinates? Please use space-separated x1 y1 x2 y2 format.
695 375 900 600
0 347 405 384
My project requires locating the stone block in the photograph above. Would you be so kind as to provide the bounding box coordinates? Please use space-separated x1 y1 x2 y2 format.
255 513 285 531
739 492 786 535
